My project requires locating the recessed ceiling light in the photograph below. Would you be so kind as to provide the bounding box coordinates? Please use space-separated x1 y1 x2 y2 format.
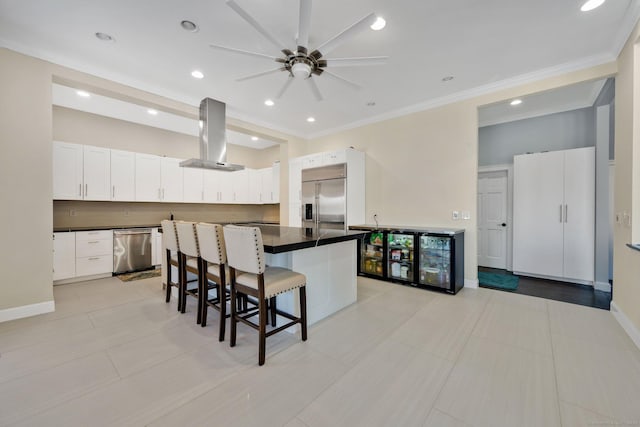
95 32 114 42
366 101 376 107
76 90 90 98
581 0 606 12
307 117 316 123
147 109 158 115
441 76 454 82
191 70 204 79
510 99 523 106
264 99 275 106
370 17 386 31
180 20 199 32
251 136 259 141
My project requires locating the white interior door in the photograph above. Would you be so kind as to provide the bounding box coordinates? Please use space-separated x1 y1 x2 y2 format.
478 171 508 269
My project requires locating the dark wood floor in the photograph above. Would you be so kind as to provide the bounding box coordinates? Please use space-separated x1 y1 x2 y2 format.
478 267 611 310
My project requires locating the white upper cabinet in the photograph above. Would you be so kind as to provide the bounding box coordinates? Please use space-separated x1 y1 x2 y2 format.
232 170 249 203
259 167 274 203
82 145 111 201
53 141 83 200
247 169 260 203
110 149 135 201
135 153 162 202
160 157 183 202
53 142 111 201
183 167 204 203
301 153 323 170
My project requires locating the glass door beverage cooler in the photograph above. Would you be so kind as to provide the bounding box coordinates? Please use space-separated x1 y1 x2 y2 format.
359 231 385 278
418 232 464 294
352 225 464 294
386 231 415 283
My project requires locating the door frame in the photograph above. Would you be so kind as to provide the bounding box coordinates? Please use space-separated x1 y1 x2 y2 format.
478 164 513 271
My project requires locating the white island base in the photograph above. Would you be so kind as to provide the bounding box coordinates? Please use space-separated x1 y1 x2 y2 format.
266 239 358 327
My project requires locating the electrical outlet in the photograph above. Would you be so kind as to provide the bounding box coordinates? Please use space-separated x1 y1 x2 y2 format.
452 210 460 220
69 209 76 217
462 211 471 220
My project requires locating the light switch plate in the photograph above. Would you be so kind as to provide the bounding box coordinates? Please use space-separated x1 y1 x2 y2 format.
462 211 471 220
452 210 460 220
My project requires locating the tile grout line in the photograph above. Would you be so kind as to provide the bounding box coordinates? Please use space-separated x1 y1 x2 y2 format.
420 290 492 426
545 299 564 427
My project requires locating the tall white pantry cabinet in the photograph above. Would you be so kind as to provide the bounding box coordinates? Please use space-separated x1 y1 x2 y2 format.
513 147 595 284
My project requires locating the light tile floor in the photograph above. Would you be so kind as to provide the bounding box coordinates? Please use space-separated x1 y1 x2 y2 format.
1 276 639 426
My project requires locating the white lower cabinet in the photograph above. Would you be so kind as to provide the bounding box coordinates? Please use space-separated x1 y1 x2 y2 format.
53 232 76 281
151 228 163 266
75 230 113 277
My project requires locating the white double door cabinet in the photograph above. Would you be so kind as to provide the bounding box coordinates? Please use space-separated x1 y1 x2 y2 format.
513 147 594 283
53 142 111 200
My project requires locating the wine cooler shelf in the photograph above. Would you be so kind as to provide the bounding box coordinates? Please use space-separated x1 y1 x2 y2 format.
351 226 464 294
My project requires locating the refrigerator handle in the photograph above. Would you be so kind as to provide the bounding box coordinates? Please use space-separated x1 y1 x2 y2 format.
315 182 320 227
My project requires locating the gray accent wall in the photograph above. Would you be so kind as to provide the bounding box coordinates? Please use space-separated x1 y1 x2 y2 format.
478 107 596 166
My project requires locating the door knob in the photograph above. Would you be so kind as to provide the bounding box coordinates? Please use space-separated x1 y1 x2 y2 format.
500 223 507 227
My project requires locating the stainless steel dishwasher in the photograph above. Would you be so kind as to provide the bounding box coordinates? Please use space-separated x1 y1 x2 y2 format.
113 229 152 274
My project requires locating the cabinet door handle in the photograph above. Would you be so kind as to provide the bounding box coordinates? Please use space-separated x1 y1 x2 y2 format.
79 184 82 197
85 184 88 197
158 188 161 200
112 186 115 198
559 205 563 223
564 204 568 223
88 257 100 261
162 188 165 200
88 241 99 244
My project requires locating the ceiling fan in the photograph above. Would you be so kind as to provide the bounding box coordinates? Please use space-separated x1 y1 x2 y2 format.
210 0 388 101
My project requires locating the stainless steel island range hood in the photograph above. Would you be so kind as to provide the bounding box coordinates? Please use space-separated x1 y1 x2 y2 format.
179 98 244 171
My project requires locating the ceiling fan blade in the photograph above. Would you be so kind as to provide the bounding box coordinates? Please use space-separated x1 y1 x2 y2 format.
297 0 312 48
276 77 294 99
236 67 285 82
209 44 279 61
226 0 285 52
313 12 377 57
324 56 388 67
307 77 323 101
322 70 362 91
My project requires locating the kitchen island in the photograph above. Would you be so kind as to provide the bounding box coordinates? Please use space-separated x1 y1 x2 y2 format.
163 224 366 327
254 225 366 326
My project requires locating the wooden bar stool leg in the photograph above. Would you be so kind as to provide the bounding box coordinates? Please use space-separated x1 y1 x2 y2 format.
196 258 203 325
270 296 277 326
218 282 226 342
180 254 187 314
230 270 237 348
300 286 307 341
258 297 267 366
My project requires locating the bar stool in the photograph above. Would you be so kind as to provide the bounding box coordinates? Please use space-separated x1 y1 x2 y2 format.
223 225 307 366
160 220 181 311
195 222 232 341
174 221 202 323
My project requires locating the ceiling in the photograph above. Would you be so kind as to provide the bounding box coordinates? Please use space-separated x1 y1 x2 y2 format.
1 0 638 138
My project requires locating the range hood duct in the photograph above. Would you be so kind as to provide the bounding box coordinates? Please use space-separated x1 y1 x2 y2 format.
179 98 244 172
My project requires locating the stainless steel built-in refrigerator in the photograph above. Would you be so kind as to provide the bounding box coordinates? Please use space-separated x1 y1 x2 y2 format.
301 164 347 230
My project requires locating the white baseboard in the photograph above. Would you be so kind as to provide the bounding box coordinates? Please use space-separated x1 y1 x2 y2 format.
594 281 612 292
611 301 640 351
54 272 112 285
0 300 55 323
465 278 479 289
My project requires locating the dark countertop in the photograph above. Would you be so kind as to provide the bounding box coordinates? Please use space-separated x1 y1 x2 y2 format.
249 224 366 254
349 224 465 235
626 243 640 252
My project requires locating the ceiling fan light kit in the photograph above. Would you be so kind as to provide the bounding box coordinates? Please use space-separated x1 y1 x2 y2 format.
211 0 388 103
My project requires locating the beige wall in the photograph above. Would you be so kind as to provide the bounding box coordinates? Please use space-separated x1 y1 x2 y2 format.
613 21 640 333
53 106 280 169
308 63 617 284
0 49 54 310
